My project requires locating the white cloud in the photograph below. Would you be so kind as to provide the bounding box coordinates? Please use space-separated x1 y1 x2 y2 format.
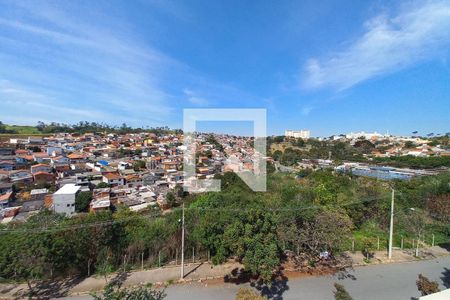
0 1 263 126
0 1 178 125
0 80 111 121
183 88 210 106
301 106 313 116
302 1 450 90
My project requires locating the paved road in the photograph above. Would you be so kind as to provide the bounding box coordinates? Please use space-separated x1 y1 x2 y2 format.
59 257 449 300
166 257 449 300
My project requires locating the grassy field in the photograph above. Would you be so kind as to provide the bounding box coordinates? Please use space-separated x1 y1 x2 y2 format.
4 125 42 134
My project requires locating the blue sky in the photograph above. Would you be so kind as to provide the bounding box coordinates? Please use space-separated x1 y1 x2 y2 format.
0 0 449 136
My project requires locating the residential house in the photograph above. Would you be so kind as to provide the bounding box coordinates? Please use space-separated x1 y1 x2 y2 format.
15 156 29 166
51 156 70 166
0 161 14 171
93 187 110 197
9 170 33 185
22 188 46 212
33 152 51 164
67 153 86 164
0 147 15 156
15 149 30 156
102 172 124 187
28 137 43 144
30 188 48 201
0 192 12 208
89 197 111 213
31 164 52 174
52 184 80 215
0 182 13 194
33 171 55 184
46 146 63 156
125 174 142 188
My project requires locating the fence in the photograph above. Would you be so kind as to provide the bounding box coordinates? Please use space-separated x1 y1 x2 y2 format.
119 246 212 273
347 233 437 253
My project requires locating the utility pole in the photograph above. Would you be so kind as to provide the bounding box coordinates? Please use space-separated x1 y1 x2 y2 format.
180 203 185 279
388 189 395 260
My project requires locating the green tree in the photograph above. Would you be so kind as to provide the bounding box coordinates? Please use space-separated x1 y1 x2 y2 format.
165 192 177 208
76 191 93 212
223 211 280 282
404 141 416 148
272 150 282 161
97 182 110 188
133 160 146 171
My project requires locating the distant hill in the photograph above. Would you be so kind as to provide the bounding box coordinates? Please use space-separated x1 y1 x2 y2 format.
3 125 42 135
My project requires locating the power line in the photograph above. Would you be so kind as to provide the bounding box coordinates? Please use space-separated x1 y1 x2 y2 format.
0 194 389 234
0 211 162 234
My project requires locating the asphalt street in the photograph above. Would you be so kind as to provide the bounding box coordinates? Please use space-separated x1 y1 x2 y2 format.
58 257 450 300
167 257 450 300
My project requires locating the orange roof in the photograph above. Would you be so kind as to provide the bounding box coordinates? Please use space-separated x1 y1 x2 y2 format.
103 173 122 180
18 155 34 161
125 174 140 181
0 192 12 201
31 164 50 168
68 153 85 159
44 195 53 208
15 149 29 154
33 171 54 176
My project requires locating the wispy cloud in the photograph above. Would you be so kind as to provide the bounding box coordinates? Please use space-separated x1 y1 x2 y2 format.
301 106 313 116
183 89 210 106
0 1 179 125
0 80 113 123
302 0 450 90
0 1 263 127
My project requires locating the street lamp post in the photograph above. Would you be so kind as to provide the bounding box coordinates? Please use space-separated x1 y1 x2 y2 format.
388 189 395 260
180 203 185 279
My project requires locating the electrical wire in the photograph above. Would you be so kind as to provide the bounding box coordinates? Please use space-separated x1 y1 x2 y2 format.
0 194 389 234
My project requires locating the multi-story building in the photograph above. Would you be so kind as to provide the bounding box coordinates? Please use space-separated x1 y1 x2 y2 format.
52 184 80 216
284 129 310 139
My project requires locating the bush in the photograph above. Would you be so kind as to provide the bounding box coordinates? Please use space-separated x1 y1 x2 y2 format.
96 182 109 188
333 283 353 300
236 288 265 300
92 279 166 300
416 274 440 296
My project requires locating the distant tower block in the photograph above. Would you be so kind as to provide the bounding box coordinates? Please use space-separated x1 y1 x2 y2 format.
284 130 310 139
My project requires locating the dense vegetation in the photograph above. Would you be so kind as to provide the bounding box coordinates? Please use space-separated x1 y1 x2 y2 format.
373 155 450 169
269 137 368 164
0 171 448 285
268 136 450 169
0 121 181 135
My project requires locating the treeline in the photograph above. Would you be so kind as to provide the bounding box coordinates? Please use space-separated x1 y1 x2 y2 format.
270 139 369 165
0 121 183 135
0 171 449 284
269 136 450 169
373 155 450 169
0 121 16 134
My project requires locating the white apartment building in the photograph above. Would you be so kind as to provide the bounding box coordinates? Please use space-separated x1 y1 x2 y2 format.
346 131 385 140
53 184 80 215
285 130 310 139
